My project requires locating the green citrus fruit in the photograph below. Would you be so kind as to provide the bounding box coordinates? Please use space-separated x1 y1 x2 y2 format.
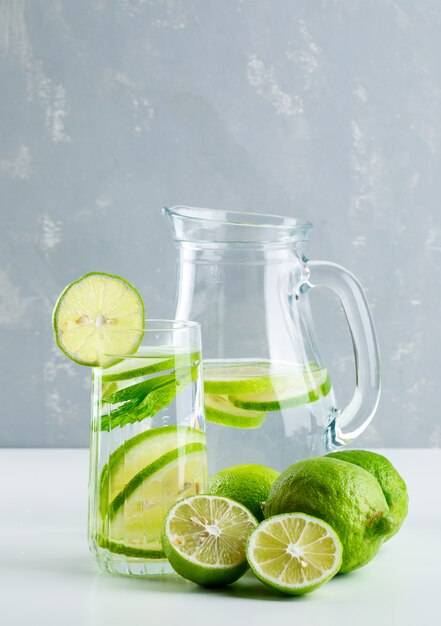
326 449 408 540
264 456 394 573
208 464 280 522
162 495 257 586
247 513 342 595
52 272 144 367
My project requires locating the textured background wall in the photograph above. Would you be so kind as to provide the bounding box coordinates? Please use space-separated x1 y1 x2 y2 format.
1 0 440 447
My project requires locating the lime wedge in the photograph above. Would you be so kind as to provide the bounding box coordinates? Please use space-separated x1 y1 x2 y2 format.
205 394 266 429
103 443 207 557
162 495 257 586
99 425 206 519
247 513 342 595
52 272 144 367
230 367 331 411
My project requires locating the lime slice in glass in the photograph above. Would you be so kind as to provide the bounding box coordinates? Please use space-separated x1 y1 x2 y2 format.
99 425 206 519
103 443 207 558
101 355 175 382
205 393 266 429
101 349 201 382
247 513 342 595
52 272 144 367
162 495 257 586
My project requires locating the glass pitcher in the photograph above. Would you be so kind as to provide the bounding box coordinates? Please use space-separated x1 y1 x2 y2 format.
163 206 380 473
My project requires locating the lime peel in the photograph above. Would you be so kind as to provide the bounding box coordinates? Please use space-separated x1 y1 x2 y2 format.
208 464 280 522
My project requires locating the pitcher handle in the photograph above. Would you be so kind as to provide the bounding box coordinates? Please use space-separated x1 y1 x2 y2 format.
305 260 381 447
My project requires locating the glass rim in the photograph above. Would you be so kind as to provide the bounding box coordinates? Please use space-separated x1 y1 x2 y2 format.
128 317 201 333
103 319 201 333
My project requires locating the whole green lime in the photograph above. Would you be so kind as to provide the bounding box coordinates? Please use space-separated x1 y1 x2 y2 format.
326 450 408 540
208 464 280 522
264 456 394 573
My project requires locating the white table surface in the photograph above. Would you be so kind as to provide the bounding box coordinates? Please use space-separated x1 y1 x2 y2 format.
1 448 440 626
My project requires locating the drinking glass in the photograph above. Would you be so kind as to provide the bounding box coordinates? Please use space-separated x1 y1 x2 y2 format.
88 320 207 576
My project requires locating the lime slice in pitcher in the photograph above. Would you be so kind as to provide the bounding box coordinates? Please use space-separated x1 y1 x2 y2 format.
230 366 331 411
205 394 266 429
204 360 279 394
52 272 144 367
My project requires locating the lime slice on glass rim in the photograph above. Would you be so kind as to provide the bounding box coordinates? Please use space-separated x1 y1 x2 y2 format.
52 272 145 368
247 512 342 595
162 495 257 586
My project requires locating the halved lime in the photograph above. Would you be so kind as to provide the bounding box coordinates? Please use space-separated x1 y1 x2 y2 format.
103 443 207 558
205 393 266 429
162 495 257 586
247 513 342 595
99 425 206 519
230 367 331 411
52 272 144 367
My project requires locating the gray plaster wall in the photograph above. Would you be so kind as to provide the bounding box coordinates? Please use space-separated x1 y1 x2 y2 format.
1 0 440 447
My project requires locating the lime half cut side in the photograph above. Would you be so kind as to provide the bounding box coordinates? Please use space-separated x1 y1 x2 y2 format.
162 495 257 586
247 513 342 595
52 272 145 367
